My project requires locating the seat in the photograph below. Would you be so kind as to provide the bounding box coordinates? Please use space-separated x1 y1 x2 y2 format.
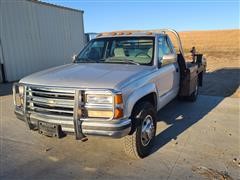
114 48 125 57
134 48 153 64
147 48 153 57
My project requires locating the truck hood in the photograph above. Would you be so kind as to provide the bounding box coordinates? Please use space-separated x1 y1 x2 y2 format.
20 63 155 89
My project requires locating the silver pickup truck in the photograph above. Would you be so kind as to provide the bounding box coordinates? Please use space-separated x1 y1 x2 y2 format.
13 29 206 159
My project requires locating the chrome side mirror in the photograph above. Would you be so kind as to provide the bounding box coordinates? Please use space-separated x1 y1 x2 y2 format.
159 54 176 67
162 54 176 62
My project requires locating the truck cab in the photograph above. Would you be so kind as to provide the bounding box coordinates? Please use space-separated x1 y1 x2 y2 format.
13 29 206 159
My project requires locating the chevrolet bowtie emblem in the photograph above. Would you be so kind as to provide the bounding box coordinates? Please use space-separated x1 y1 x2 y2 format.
48 100 55 104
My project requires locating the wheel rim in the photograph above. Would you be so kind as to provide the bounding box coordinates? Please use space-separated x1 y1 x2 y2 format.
141 115 155 147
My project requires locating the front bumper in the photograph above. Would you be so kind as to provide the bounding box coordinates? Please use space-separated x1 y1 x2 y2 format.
15 109 131 139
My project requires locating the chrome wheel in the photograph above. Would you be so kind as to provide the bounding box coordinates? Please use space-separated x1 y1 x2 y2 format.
124 102 156 159
141 115 155 146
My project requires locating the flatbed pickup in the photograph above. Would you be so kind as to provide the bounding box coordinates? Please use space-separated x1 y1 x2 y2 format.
13 29 206 159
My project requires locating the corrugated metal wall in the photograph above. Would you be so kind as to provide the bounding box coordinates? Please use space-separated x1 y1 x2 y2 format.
0 0 85 82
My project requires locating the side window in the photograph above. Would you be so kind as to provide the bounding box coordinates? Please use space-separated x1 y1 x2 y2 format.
158 36 165 60
158 36 175 66
166 36 174 53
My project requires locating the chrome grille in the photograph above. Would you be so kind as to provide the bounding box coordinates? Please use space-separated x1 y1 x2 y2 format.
27 86 75 117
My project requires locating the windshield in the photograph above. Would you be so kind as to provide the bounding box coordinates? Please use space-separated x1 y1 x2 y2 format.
75 37 155 65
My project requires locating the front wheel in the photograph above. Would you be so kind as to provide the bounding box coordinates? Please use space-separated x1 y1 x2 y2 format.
123 102 157 159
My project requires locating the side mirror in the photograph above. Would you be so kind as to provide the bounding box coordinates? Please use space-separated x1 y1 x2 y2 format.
162 54 176 61
159 54 176 67
72 54 77 63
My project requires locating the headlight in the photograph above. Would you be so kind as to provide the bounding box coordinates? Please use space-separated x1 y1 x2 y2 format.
86 94 113 104
13 84 25 107
84 92 123 119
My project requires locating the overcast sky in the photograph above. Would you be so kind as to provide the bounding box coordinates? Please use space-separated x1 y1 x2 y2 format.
43 0 239 33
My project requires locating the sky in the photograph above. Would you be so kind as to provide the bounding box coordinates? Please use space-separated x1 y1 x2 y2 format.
43 0 239 33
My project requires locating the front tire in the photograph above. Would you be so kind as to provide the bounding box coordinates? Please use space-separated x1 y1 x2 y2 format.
123 102 156 159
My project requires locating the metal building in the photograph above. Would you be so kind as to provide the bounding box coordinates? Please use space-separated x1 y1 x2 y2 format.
0 0 85 82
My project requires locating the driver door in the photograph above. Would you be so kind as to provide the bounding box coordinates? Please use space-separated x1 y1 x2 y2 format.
155 35 179 103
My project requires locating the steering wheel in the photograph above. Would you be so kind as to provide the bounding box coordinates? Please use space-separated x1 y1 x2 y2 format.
135 52 151 58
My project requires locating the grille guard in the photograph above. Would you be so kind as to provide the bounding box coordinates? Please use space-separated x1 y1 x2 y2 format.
13 84 123 140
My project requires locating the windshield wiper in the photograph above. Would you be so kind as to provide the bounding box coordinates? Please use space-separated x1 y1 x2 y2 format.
122 59 140 65
105 58 140 65
75 58 97 63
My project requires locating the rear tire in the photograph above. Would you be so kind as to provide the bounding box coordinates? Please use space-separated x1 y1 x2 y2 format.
123 102 156 159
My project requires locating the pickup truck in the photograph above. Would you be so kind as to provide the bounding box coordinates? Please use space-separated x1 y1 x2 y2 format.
13 29 206 159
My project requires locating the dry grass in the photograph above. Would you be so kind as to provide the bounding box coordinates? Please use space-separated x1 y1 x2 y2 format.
177 29 240 71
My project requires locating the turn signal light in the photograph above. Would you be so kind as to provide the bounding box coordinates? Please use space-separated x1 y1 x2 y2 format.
115 94 123 104
114 108 124 119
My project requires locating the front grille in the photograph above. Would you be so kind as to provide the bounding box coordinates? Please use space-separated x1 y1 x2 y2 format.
26 86 75 118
